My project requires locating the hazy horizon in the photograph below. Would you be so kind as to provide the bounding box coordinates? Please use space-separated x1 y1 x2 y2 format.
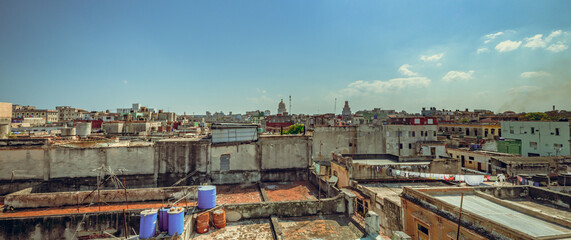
2 1 570 115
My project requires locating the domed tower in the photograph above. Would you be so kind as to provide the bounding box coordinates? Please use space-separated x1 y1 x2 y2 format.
278 99 287 115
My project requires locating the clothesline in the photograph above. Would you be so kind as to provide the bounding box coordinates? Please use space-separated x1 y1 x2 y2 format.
387 169 486 186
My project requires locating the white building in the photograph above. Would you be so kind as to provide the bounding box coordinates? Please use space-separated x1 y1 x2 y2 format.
501 121 570 157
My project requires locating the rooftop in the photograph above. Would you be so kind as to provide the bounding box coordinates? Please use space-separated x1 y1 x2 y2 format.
435 194 571 238
361 181 451 206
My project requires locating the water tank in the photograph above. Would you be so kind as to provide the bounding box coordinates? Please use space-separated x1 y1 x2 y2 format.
213 209 226 228
198 185 217 209
167 207 185 236
196 212 209 234
159 207 170 232
61 127 76 137
139 209 158 239
76 122 92 137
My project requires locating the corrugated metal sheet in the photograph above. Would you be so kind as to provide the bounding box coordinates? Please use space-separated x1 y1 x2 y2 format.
212 127 258 143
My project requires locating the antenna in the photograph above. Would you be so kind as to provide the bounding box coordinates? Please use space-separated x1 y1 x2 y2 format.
334 98 337 114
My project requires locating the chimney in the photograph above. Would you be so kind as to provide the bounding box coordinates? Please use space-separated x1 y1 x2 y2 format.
553 105 555 111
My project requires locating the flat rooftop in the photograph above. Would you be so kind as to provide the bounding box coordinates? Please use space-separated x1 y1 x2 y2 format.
435 194 571 238
263 181 319 202
362 181 451 206
189 215 361 240
1 181 319 219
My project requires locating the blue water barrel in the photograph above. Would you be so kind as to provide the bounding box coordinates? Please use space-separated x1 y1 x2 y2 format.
159 207 170 232
168 207 185 236
197 185 216 209
139 209 158 239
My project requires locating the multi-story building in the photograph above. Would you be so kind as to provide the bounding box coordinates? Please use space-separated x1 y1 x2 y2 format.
439 123 501 139
12 105 59 123
384 117 438 157
56 106 87 122
501 121 570 157
447 148 516 173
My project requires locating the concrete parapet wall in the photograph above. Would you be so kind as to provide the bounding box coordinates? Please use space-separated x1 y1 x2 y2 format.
224 194 346 221
0 135 312 192
5 186 197 209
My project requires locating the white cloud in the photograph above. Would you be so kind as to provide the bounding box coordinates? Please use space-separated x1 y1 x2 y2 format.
341 77 430 96
256 88 267 94
523 30 566 51
477 47 489 54
547 41 568 52
546 30 562 42
495 40 522 52
520 71 551 78
523 34 546 49
420 53 444 62
398 64 418 76
484 31 504 44
442 70 475 82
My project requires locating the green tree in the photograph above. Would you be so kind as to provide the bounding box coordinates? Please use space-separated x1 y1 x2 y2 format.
283 124 304 134
524 112 551 121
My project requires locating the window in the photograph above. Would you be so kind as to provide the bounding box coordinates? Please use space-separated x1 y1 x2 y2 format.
399 143 403 149
433 131 436 136
491 129 495 134
421 131 424 137
220 154 230 171
469 156 474 160
409 143 412 149
412 131 416 137
509 126 514 134
531 127 535 134
555 128 560 136
530 142 538 149
427 119 433 124
417 222 430 240
414 118 421 124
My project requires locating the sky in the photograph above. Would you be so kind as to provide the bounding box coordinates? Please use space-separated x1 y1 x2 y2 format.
1 1 570 115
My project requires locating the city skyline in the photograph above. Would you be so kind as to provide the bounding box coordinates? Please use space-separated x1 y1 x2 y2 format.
1 1 570 114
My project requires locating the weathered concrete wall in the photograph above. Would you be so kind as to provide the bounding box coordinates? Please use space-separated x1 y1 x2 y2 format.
312 126 384 160
211 144 257 171
260 135 310 170
313 126 356 159
0 209 142 240
224 194 346 221
48 146 155 179
5 186 197 209
0 148 46 180
1 135 312 192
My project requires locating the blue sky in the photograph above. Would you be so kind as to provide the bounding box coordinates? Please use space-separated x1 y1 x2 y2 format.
1 1 570 115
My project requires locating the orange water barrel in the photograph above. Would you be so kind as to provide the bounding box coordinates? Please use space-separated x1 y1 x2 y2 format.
213 209 226 228
196 212 210 234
